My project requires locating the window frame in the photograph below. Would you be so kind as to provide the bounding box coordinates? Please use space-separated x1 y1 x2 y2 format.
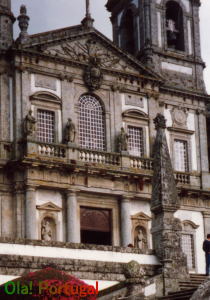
123 109 149 158
30 93 62 144
170 131 192 172
127 125 145 157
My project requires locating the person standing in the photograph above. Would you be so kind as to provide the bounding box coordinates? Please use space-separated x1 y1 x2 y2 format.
203 234 210 275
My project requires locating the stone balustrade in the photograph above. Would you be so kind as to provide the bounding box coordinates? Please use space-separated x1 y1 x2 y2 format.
37 142 67 158
24 142 199 187
175 172 191 184
79 149 120 166
130 156 153 170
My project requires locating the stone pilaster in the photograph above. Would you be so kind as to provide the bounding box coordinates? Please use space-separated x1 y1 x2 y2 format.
197 110 210 189
66 190 80 243
25 185 36 239
120 196 132 247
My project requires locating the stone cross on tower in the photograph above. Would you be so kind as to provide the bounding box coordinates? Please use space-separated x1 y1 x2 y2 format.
82 0 94 28
86 0 90 17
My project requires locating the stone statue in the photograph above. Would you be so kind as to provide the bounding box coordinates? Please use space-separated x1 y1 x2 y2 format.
134 228 147 250
118 127 129 152
41 220 52 241
64 118 76 143
23 109 36 137
166 19 178 47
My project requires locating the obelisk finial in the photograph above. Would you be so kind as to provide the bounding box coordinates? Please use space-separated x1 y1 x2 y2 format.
82 0 94 28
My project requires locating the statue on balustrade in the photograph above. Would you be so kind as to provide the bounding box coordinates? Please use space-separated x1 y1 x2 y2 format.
23 109 36 138
41 220 52 241
118 127 129 152
64 118 76 143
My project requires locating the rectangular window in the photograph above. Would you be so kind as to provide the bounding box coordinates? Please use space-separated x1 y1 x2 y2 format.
174 140 189 172
128 126 144 157
37 109 55 143
181 234 195 269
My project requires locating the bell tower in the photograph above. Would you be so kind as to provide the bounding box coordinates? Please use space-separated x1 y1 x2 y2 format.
0 0 15 50
106 0 206 92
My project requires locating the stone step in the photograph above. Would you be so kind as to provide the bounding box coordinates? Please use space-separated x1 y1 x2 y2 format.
159 288 196 299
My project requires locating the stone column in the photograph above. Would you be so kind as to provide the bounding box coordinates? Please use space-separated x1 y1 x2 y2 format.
66 190 80 243
202 211 210 237
25 185 36 239
197 110 210 189
121 196 132 247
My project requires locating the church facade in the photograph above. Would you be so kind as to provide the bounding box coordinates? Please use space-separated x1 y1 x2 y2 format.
0 0 210 298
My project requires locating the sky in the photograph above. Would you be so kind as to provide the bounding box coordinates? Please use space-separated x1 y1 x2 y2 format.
11 0 210 93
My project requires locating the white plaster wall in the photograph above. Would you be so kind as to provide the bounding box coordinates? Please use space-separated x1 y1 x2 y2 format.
0 243 160 265
31 74 61 98
144 283 156 297
130 201 152 249
121 93 148 115
174 210 205 274
161 62 193 75
182 0 190 12
36 190 63 242
0 275 20 285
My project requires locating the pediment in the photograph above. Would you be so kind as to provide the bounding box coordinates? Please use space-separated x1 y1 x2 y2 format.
131 212 151 221
24 27 162 81
36 202 61 212
43 38 142 75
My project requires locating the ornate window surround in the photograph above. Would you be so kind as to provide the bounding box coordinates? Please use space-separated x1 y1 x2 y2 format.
181 220 199 272
122 109 149 157
37 201 62 242
131 212 152 251
30 92 62 144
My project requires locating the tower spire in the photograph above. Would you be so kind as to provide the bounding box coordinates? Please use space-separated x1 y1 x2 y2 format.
81 0 94 28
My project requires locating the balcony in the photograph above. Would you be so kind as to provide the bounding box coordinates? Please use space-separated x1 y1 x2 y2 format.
23 141 199 185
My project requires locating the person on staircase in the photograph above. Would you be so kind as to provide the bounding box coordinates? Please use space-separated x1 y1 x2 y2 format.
203 234 210 276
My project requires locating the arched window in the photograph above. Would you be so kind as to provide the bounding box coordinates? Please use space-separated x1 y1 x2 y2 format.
120 9 136 55
166 1 185 51
79 94 105 151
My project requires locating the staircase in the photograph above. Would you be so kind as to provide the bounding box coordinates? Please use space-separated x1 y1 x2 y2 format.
159 274 207 299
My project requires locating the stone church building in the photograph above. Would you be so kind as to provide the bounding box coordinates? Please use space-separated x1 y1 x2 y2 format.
0 0 210 298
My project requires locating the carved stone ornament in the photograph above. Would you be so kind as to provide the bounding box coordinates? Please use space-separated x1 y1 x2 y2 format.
84 56 103 91
171 106 188 128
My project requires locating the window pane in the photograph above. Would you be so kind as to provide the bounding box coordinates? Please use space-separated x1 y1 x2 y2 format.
37 109 55 143
128 126 144 157
79 95 105 151
174 140 188 172
181 234 195 269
